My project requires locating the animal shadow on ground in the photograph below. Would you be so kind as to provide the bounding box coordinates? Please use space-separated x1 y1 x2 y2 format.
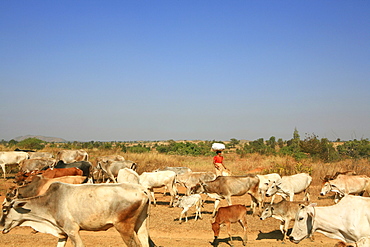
173 215 202 222
153 201 171 206
209 236 245 246
256 229 285 241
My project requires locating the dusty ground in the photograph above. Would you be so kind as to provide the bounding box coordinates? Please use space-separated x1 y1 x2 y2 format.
0 179 339 247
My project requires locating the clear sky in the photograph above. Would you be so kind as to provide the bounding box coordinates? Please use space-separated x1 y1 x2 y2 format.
1 1 369 142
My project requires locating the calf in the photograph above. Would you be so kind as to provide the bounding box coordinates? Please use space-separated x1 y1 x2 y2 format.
260 199 309 242
211 204 248 246
173 194 202 223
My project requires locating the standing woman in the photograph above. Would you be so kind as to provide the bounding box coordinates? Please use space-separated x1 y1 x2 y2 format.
213 151 230 176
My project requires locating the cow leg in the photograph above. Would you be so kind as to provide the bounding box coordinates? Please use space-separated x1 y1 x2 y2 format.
185 210 188 222
115 222 141 247
239 217 248 246
1 164 6 179
186 186 191 196
168 184 177 207
65 229 84 247
304 191 310 202
212 199 221 217
163 185 168 195
289 192 294 201
334 193 340 203
270 194 276 204
150 189 156 206
135 202 150 247
226 196 232 206
283 219 291 242
107 171 117 183
249 195 258 215
180 208 188 224
179 211 183 223
279 221 285 240
225 222 234 246
195 202 202 220
56 238 68 247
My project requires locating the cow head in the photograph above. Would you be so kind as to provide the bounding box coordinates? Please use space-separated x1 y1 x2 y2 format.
5 187 18 202
320 182 332 196
265 180 281 197
259 205 273 220
190 181 206 194
172 195 182 208
1 199 28 234
211 220 221 238
289 203 316 244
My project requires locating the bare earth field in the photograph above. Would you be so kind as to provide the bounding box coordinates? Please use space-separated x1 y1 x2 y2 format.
0 180 339 247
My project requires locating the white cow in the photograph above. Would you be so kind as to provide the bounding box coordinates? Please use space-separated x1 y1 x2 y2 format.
320 174 370 203
29 152 54 159
290 195 370 245
139 171 177 207
56 149 88 163
256 173 281 206
173 194 202 223
0 151 29 179
117 168 140 184
266 173 312 202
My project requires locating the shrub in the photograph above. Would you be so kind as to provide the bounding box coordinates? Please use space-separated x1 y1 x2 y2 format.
16 138 45 150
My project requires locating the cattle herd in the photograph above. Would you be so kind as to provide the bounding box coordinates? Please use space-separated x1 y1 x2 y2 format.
1 150 370 247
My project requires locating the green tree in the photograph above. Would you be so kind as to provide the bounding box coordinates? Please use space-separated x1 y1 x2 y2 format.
17 138 45 150
266 136 276 149
228 138 240 148
337 139 370 159
277 138 284 148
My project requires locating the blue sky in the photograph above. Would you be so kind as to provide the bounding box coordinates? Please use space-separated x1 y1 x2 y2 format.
1 1 369 142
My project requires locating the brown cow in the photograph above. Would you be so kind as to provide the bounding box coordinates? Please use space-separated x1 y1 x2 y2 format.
211 204 248 246
15 167 84 185
7 176 86 199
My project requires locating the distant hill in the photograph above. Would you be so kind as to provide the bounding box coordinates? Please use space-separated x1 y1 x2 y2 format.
14 135 67 143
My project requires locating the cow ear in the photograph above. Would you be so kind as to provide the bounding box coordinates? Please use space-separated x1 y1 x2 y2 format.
309 203 317 207
13 201 27 208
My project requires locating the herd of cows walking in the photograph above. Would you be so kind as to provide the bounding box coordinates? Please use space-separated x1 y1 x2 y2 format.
1 150 370 247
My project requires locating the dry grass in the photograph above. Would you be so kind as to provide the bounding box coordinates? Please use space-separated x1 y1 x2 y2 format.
1 145 370 189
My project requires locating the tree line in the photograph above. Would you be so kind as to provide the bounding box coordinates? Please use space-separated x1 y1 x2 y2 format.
1 128 369 162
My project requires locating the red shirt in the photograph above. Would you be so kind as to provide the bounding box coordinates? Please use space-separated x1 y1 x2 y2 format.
213 155 223 164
